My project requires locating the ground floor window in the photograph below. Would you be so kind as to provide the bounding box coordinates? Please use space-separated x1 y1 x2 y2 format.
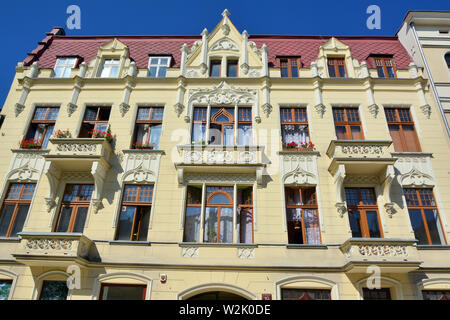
362 288 391 300
0 280 12 300
39 280 68 300
422 290 450 300
281 288 331 300
99 284 146 300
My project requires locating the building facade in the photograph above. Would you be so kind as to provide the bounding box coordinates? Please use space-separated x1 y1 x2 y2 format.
0 10 449 300
397 11 450 136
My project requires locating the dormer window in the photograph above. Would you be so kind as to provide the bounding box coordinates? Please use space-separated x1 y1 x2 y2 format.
227 59 238 77
99 58 120 78
279 57 300 78
54 57 77 78
372 56 396 78
210 60 221 77
148 56 171 78
327 58 346 78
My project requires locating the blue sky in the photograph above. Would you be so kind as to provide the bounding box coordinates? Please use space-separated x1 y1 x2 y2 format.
0 0 449 107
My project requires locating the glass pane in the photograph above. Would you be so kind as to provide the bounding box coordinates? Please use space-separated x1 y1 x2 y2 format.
238 208 253 244
403 125 421 152
33 108 47 121
136 207 151 241
328 65 336 77
360 188 377 205
291 66 298 77
210 62 221 77
157 67 167 78
192 123 206 143
139 185 154 203
148 67 157 77
388 124 403 152
184 207 201 242
204 207 218 242
338 65 346 77
224 125 234 146
304 209 320 244
209 194 231 204
0 205 15 236
10 205 30 237
281 289 331 300
151 108 164 121
72 207 88 233
366 210 381 238
187 186 202 204
376 66 385 78
285 188 301 206
424 209 444 245
54 67 64 78
47 108 59 120
281 124 309 146
219 207 233 243
350 126 363 140
123 185 138 202
84 108 97 121
56 206 73 232
40 281 68 300
149 124 162 149
408 209 428 245
117 206 135 240
238 124 252 145
101 285 145 300
387 67 395 78
109 66 119 78
348 210 362 238
335 126 347 140
0 281 12 300
344 188 360 206
227 61 237 77
42 125 54 149
286 208 303 244
363 288 391 300
6 184 21 200
79 185 94 201
137 108 150 120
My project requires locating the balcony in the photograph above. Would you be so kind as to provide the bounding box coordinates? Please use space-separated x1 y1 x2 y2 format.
13 232 96 267
340 238 421 273
175 145 266 184
326 140 395 176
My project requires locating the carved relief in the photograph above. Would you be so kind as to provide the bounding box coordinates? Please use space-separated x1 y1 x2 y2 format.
122 151 162 184
281 154 318 186
210 38 239 51
395 155 435 188
341 145 384 155
237 247 255 259
357 245 408 257
181 246 199 258
25 238 73 250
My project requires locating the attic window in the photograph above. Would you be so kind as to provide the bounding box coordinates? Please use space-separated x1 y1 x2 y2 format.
279 57 300 78
99 58 120 78
148 56 171 78
54 57 78 78
372 56 396 78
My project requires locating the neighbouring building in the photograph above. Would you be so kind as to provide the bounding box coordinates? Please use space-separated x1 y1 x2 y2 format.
397 10 450 136
0 10 449 300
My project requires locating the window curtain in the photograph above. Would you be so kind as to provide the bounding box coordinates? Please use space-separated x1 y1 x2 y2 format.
238 207 253 243
303 209 321 244
282 124 309 146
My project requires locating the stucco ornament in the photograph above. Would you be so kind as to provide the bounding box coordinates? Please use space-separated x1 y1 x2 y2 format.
210 38 239 51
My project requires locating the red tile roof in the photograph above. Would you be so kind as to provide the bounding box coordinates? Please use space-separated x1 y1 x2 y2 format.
24 28 412 70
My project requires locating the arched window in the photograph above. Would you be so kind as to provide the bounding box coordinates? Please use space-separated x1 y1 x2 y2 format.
204 187 233 243
209 108 234 145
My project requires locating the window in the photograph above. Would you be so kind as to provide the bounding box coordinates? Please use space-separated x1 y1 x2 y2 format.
183 185 254 244
55 184 93 233
384 108 421 152
280 107 309 149
191 107 207 144
116 185 153 241
372 56 396 78
24 107 59 149
209 107 234 145
0 183 35 238
362 288 391 300
39 281 68 300
79 106 111 138
99 58 120 78
148 56 171 78
132 107 164 149
0 280 12 300
210 60 221 77
227 60 238 77
99 284 146 300
54 57 77 78
285 187 321 244
238 107 252 145
404 188 446 245
327 58 346 78
345 188 382 238
445 53 450 70
422 290 450 300
281 289 331 300
279 57 300 78
332 107 364 140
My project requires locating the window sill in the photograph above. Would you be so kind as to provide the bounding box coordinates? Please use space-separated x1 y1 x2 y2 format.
286 244 327 249
0 237 21 243
390 152 433 157
178 242 258 248
417 245 450 250
108 240 151 246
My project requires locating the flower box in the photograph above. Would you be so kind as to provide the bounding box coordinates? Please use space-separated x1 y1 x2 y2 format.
88 126 113 143
284 141 315 151
132 142 155 150
52 130 72 139
19 139 42 149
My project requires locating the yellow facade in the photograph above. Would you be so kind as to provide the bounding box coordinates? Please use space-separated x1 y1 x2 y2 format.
0 10 449 300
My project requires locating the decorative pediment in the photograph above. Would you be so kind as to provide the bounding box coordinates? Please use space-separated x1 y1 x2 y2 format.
315 37 359 78
99 38 128 52
86 38 131 78
400 168 434 187
320 37 349 51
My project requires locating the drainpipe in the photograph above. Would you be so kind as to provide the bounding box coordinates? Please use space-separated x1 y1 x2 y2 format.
410 22 450 137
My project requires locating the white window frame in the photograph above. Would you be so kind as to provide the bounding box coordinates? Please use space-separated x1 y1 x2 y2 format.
53 57 77 78
148 56 171 78
99 58 120 78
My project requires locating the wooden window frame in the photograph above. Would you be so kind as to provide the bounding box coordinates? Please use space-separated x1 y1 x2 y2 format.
237 187 254 243
279 57 301 78
183 186 202 242
54 184 93 233
280 107 310 150
0 183 35 237
79 106 111 138
204 186 234 243
116 185 153 241
385 108 421 152
99 283 147 300
332 107 365 140
209 108 234 145
404 188 447 245
372 56 397 78
237 107 252 145
192 107 207 144
327 57 347 78
285 186 321 244
132 107 164 149
345 187 383 238
25 107 59 149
